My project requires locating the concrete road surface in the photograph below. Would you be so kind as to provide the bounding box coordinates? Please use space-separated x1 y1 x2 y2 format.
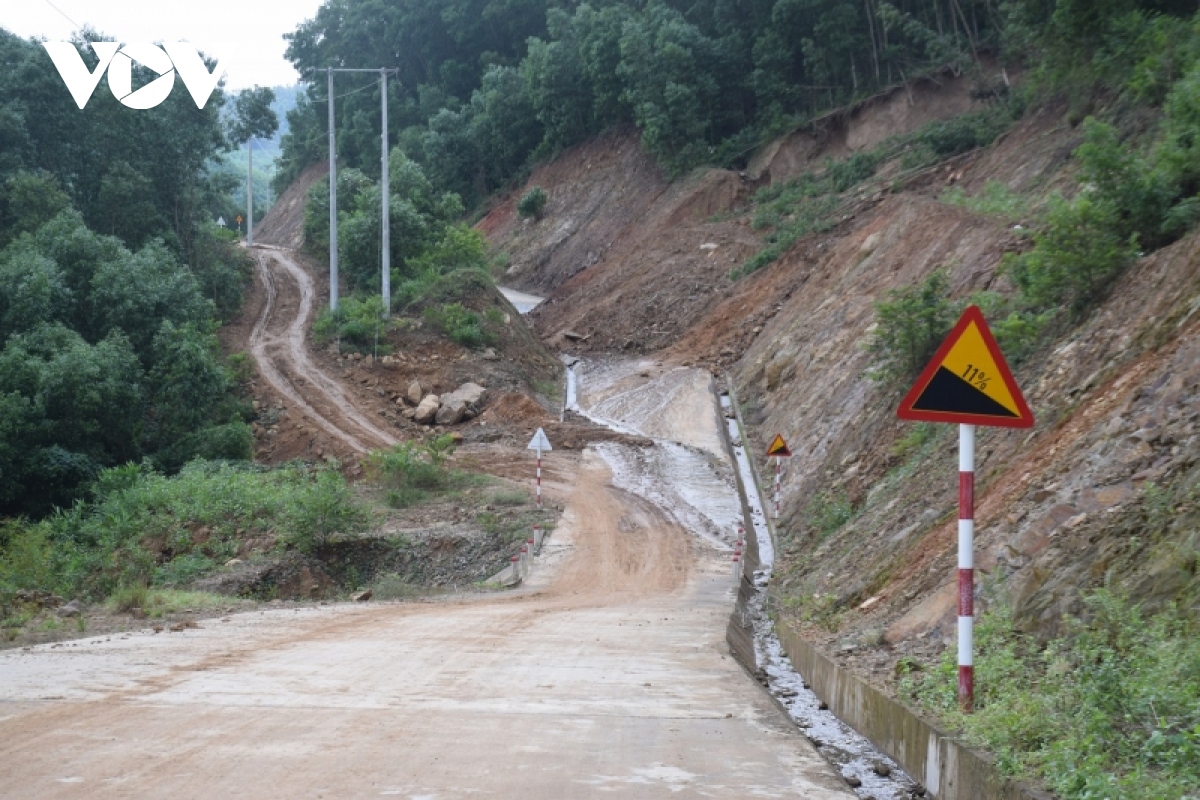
0 367 853 799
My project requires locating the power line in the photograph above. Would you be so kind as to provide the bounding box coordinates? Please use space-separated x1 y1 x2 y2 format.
39 0 81 31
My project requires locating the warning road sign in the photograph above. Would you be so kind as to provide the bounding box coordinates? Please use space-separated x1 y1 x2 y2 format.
897 305 1033 428
765 434 792 458
526 428 552 452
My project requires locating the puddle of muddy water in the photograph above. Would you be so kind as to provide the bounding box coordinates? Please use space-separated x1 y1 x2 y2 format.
570 358 919 800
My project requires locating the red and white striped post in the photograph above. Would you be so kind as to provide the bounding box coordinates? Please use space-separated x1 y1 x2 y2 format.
958 423 975 712
536 452 542 510
527 429 551 512
773 457 781 518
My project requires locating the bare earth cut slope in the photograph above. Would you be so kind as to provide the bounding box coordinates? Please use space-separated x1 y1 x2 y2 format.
488 87 1200 701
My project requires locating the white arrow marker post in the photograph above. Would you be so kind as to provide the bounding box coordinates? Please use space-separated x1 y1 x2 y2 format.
527 428 552 511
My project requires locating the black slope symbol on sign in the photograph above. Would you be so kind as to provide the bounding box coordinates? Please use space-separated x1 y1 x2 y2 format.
911 366 1020 419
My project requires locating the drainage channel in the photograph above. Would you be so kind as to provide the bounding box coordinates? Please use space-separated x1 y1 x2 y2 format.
719 390 922 799
564 357 920 797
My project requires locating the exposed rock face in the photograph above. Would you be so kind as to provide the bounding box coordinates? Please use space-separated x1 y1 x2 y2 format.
414 394 440 424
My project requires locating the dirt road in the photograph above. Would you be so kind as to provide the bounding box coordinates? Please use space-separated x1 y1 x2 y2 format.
1 333 852 797
248 245 398 454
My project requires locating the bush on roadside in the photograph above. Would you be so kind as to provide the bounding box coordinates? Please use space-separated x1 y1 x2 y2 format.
900 591 1200 799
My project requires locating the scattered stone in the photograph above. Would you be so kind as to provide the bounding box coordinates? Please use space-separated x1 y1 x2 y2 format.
130 608 146 619
845 775 862 788
225 558 243 568
817 701 829 710
55 600 81 618
873 762 892 777
351 589 373 603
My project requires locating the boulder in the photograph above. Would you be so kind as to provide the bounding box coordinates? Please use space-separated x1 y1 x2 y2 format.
434 383 488 425
406 380 423 405
435 396 468 425
448 382 487 406
414 394 440 424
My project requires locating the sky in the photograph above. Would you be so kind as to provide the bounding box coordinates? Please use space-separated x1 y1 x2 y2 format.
0 0 326 89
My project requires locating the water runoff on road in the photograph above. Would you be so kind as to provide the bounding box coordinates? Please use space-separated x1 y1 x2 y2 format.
568 357 920 799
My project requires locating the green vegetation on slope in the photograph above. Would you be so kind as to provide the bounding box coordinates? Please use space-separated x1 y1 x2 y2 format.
277 0 1012 200
0 460 368 605
901 592 1200 799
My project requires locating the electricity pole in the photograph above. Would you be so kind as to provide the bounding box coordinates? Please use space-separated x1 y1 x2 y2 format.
328 67 337 312
312 67 398 316
246 136 254 247
380 67 390 318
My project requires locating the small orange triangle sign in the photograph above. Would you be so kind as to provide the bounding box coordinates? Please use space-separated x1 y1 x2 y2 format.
897 305 1034 429
765 434 792 457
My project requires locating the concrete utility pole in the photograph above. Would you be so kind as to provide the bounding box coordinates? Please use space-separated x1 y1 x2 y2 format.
314 66 398 316
328 67 338 312
381 67 390 318
246 136 254 247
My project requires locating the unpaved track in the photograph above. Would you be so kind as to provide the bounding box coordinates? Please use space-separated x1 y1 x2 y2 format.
248 245 398 453
0 360 852 798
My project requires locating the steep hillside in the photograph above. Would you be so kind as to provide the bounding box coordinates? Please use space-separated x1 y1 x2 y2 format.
484 82 1200 699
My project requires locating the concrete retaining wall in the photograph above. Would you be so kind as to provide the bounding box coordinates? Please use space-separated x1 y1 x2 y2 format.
774 625 1054 800
719 378 1053 800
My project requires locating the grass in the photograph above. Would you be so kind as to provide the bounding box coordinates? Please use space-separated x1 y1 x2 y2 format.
105 588 232 618
489 490 529 507
940 180 1026 220
0 460 369 603
900 591 1200 799
367 441 491 509
735 100 1023 278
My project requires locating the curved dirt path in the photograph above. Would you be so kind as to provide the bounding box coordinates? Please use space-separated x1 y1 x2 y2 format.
248 245 398 454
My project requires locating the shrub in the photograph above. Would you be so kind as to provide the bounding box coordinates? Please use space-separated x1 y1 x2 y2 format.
865 271 959 385
517 186 548 220
367 443 449 493
423 302 496 349
1004 193 1138 317
281 468 370 553
311 294 399 353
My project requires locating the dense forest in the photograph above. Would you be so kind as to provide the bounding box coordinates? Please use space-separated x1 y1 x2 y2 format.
276 0 1197 206
0 30 276 516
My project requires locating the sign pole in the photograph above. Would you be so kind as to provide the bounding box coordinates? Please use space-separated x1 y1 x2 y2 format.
774 456 781 519
958 423 975 712
896 305 1035 714
526 428 552 511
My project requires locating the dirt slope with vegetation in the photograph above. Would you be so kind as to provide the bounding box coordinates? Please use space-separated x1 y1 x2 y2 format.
486 60 1200 800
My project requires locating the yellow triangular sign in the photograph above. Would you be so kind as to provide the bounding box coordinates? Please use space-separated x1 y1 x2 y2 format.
765 434 792 457
898 306 1034 428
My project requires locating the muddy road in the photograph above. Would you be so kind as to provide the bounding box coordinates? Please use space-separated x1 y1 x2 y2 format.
249 245 398 454
1 265 853 796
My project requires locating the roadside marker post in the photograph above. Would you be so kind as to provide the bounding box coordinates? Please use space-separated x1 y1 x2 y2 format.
897 305 1033 712
765 435 792 519
527 428 552 511
533 524 543 553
